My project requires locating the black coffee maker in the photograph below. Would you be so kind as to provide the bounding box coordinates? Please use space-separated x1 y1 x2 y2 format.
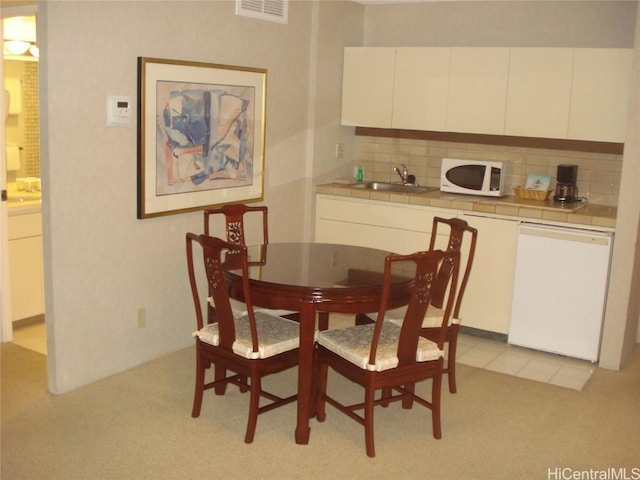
554 164 579 203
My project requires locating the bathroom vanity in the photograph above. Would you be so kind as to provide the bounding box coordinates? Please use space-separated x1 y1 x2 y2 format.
7 190 44 322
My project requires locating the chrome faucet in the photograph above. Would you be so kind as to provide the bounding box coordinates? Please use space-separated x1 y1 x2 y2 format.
394 164 409 185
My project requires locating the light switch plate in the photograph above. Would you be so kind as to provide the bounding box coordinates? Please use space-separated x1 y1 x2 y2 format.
107 95 131 126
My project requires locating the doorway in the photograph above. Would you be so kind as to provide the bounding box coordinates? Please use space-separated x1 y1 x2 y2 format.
2 6 44 355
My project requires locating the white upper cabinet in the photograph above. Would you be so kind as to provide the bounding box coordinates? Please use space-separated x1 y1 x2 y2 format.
505 48 574 139
341 47 396 128
568 49 633 143
392 47 451 131
446 47 510 135
341 46 632 143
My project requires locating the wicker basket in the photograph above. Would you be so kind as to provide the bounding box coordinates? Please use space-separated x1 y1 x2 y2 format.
513 186 552 201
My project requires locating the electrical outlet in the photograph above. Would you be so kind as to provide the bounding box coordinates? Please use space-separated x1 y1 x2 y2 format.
335 143 344 159
331 251 340 267
137 307 147 328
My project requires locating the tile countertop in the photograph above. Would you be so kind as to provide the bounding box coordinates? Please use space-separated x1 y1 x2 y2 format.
315 183 617 230
5 183 42 216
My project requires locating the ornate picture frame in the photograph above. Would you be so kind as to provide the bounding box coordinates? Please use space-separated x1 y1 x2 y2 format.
137 57 267 219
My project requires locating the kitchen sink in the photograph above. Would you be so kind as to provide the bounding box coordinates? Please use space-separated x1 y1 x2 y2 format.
351 181 437 194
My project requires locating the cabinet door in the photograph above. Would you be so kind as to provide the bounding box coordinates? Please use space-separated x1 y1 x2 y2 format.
505 48 573 139
315 221 433 256
9 236 45 321
446 48 510 135
341 47 396 127
568 48 633 143
315 196 456 254
459 214 519 334
392 47 450 131
316 219 402 252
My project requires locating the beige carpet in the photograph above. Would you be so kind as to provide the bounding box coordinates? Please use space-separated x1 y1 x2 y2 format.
2 342 638 479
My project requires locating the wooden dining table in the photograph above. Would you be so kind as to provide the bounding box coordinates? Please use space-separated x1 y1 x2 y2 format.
222 242 413 445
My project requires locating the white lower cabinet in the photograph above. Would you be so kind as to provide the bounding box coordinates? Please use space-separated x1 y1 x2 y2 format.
8 212 45 322
460 214 519 335
315 195 455 254
315 195 519 334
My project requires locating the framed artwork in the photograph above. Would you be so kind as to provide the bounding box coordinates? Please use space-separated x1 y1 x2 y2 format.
137 57 267 219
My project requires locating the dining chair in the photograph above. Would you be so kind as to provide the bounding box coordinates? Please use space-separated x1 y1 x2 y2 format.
204 203 331 330
356 217 478 394
204 203 269 246
315 248 460 457
186 233 300 443
204 204 292 314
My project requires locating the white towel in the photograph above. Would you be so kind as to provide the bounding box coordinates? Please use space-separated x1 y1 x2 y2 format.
6 145 21 171
5 78 22 114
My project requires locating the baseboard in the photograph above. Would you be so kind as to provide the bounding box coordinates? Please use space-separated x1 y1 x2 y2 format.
460 325 507 343
13 314 45 329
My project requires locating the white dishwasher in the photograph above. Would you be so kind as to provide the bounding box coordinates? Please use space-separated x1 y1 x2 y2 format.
508 223 614 362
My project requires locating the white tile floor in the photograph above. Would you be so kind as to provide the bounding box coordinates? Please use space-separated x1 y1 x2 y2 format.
456 332 596 391
11 321 47 356
10 320 597 391
330 314 596 391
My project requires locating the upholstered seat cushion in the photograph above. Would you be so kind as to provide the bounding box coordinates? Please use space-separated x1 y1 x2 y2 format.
225 298 296 321
245 307 299 317
194 311 300 359
385 306 460 328
230 299 297 319
317 322 443 372
229 299 250 317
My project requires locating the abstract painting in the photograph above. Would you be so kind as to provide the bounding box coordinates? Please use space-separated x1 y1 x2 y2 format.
137 57 266 218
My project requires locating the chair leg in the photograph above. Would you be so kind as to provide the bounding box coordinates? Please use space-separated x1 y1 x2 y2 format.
244 373 261 443
214 365 228 395
315 361 328 422
447 328 459 394
447 344 457 394
192 352 205 418
402 383 415 409
238 374 249 393
380 387 392 407
431 372 443 440
318 312 330 331
364 386 376 458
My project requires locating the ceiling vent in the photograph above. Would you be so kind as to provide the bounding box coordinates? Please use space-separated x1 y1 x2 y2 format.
235 0 288 24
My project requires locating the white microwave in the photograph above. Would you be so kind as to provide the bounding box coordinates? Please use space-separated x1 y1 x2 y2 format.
440 158 510 197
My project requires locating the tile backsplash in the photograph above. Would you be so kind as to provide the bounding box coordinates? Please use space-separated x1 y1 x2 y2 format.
5 60 40 181
354 136 622 206
23 62 40 178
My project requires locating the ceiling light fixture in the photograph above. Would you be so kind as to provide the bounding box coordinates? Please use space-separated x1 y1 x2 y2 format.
4 39 31 55
3 15 38 58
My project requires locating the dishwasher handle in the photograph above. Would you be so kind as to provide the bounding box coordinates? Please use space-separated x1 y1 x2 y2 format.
519 225 611 246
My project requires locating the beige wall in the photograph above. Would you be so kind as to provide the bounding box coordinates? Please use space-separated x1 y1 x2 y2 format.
362 1 637 48
600 5 640 368
308 0 364 235
40 0 361 393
